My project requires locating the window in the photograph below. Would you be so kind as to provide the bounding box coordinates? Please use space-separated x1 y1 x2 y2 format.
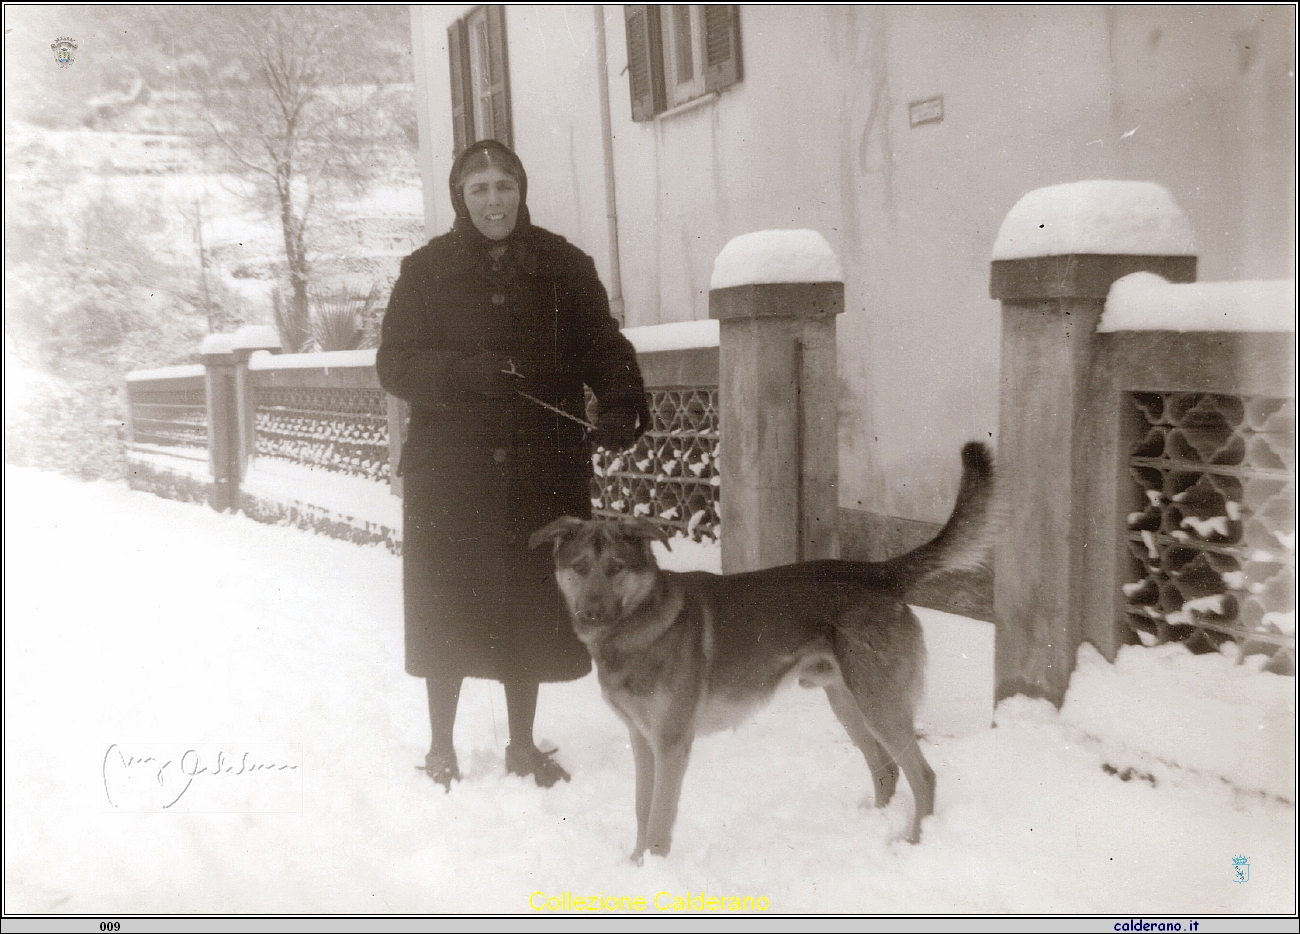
625 5 742 121
448 6 512 155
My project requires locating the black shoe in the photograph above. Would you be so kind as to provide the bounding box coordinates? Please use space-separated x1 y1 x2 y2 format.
419 749 461 792
505 743 571 788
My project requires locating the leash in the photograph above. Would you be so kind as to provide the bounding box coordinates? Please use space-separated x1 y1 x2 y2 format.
515 389 598 432
500 359 599 432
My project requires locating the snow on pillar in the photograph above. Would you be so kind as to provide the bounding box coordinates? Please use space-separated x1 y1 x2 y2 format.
200 333 243 512
709 230 844 574
990 180 1197 706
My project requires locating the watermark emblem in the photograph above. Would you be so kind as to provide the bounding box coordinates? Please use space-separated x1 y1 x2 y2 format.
51 37 78 68
1232 854 1250 884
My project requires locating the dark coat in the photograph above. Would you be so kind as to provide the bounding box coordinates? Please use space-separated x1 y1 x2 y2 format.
377 222 648 683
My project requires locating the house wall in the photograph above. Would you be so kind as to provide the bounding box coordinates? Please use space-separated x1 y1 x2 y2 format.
409 4 1295 539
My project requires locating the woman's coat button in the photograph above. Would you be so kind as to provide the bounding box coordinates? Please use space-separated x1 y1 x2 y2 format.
491 293 506 305
493 448 508 463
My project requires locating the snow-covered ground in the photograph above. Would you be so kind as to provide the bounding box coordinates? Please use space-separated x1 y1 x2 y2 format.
4 467 1295 915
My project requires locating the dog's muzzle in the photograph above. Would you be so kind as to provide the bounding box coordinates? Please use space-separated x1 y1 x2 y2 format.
578 604 619 625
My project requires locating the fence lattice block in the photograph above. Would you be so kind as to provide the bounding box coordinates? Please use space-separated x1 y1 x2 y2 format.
129 389 208 447
255 386 391 482
1123 391 1296 655
588 387 720 541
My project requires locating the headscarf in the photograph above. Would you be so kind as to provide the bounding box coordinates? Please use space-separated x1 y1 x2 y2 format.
449 138 532 245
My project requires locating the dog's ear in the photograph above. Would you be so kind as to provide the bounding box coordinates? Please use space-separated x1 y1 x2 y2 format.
529 516 587 551
618 517 672 551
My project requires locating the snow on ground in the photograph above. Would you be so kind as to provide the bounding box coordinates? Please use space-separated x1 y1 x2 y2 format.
710 229 844 290
992 180 1196 260
1063 644 1294 801
4 467 1295 915
1100 273 1296 333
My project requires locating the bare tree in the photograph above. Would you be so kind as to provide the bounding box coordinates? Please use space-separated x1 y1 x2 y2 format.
187 8 393 325
177 195 215 331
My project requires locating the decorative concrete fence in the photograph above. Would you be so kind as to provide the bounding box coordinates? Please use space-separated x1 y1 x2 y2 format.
590 320 720 540
125 325 725 550
124 363 209 504
991 181 1296 705
241 346 402 548
125 230 850 563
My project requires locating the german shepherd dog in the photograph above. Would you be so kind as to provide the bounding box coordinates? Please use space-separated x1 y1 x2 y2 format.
530 442 995 862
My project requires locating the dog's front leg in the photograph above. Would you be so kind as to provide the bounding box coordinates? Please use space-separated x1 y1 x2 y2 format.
643 737 692 860
628 727 655 864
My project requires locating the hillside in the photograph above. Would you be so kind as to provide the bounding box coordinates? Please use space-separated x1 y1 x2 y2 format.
4 7 424 479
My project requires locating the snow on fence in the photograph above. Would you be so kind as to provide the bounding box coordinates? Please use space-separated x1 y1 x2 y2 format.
124 327 723 548
991 181 1295 707
1120 391 1294 651
241 348 401 549
1103 277 1295 662
248 349 392 484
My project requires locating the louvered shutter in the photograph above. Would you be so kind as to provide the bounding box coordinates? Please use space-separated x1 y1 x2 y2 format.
703 5 742 93
624 5 666 121
448 19 473 155
485 5 513 146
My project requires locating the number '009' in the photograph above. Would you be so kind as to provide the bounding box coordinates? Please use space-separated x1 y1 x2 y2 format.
100 924 120 932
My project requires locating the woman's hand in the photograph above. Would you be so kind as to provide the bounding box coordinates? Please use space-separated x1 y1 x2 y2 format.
588 408 642 451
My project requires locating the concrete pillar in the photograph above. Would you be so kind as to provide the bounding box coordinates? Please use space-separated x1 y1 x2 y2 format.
989 181 1197 705
230 325 282 474
709 230 844 573
200 334 242 512
387 394 408 499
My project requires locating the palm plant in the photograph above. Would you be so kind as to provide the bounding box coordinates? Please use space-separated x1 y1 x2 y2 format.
308 282 382 352
272 285 312 353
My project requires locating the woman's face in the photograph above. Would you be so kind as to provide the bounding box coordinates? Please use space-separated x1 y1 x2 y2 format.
461 165 520 240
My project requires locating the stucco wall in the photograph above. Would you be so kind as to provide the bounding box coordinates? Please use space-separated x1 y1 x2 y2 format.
410 4 613 285
410 4 1295 532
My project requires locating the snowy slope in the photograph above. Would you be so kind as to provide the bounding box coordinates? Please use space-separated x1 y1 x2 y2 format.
3 467 1295 915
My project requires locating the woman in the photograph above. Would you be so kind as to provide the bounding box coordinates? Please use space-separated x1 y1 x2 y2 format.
377 139 649 790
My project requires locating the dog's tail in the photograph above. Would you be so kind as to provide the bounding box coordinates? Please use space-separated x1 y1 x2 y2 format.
878 441 999 594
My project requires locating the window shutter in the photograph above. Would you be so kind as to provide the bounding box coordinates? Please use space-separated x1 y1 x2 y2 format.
671 6 694 85
485 5 513 146
703 5 742 93
448 19 473 155
624 5 665 121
